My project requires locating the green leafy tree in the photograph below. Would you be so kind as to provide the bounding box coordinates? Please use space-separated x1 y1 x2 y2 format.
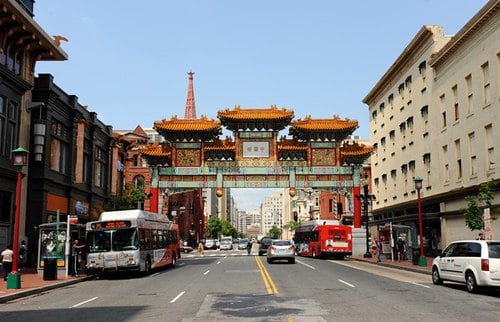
268 225 282 239
221 220 238 238
206 216 222 238
104 183 147 211
283 221 300 232
464 179 497 231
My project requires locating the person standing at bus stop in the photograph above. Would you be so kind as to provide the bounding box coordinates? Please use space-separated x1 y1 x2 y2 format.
72 240 85 277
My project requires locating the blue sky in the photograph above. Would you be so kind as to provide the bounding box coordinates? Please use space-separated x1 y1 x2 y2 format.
34 1 488 210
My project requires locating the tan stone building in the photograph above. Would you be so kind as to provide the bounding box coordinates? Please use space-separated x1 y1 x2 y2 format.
363 0 499 252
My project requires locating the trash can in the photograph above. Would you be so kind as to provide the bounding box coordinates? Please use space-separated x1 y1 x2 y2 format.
43 257 58 280
412 248 420 265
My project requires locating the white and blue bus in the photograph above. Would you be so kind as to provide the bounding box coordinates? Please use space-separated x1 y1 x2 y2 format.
85 210 180 275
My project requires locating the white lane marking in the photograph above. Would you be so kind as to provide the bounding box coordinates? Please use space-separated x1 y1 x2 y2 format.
178 262 185 266
150 272 160 277
296 259 316 270
71 296 98 308
410 281 431 288
204 270 210 275
217 261 221 265
338 279 355 288
170 291 186 303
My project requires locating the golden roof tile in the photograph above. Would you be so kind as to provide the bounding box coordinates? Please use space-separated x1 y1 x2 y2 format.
217 104 294 121
154 115 221 132
291 115 359 131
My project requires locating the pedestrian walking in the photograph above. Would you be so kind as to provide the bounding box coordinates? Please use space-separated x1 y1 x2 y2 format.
375 238 382 263
18 240 27 269
198 241 204 256
1 244 13 281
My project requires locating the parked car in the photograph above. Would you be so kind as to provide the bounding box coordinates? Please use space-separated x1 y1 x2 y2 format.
205 239 217 250
180 244 193 253
238 238 249 250
219 237 233 250
431 239 500 293
267 239 295 264
258 237 274 256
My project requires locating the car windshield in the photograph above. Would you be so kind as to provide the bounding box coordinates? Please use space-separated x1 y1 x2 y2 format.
487 242 500 258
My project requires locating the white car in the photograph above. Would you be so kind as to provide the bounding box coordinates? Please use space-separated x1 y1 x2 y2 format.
267 239 295 264
219 237 233 250
431 240 500 293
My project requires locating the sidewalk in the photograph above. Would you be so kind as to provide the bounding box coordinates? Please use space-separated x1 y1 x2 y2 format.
350 254 433 275
0 267 91 304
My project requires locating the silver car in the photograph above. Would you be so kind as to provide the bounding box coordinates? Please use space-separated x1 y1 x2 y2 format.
267 239 295 264
432 240 500 293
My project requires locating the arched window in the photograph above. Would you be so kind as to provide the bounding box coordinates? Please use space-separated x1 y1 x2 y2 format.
133 175 145 191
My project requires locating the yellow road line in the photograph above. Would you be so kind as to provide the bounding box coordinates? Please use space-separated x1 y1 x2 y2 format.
255 255 278 294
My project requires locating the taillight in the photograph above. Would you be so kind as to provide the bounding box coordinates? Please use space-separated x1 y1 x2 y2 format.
269 246 276 251
289 245 295 251
481 258 489 271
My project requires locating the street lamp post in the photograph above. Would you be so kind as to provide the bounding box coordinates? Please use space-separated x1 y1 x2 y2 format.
7 147 29 289
359 174 376 259
414 177 427 267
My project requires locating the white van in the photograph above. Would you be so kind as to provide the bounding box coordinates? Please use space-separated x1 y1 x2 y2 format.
219 237 233 250
432 240 500 293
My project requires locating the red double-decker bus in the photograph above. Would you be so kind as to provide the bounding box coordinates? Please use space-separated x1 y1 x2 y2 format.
294 220 352 259
86 210 180 275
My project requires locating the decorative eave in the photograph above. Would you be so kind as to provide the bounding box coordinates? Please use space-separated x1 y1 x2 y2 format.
289 115 359 141
340 141 373 165
277 137 309 151
203 137 235 152
138 143 171 166
217 104 294 131
153 115 221 142
0 1 68 61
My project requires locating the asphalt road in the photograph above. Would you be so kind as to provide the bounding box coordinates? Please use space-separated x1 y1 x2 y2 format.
1 249 500 321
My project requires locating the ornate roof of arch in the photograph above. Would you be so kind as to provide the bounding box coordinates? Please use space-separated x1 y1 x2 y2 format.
138 143 171 166
340 141 373 164
153 115 221 142
217 105 294 131
203 137 236 152
289 115 359 141
277 137 309 151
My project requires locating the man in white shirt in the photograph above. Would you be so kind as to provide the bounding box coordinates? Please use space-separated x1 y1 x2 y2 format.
1 245 13 281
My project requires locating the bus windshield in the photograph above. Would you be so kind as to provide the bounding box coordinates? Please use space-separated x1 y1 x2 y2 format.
87 228 138 253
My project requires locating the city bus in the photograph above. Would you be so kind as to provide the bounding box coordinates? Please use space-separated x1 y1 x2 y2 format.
294 220 352 259
85 210 180 275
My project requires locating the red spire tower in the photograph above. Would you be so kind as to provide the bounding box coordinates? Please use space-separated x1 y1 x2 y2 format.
184 70 197 119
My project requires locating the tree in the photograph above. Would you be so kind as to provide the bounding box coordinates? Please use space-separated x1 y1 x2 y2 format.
268 225 282 239
206 216 222 238
104 183 147 211
283 221 300 232
464 179 497 231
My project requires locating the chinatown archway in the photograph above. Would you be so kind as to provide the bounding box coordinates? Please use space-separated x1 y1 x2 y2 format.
140 105 373 235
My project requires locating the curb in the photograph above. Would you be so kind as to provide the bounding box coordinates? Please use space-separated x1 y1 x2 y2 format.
0 275 93 304
348 257 431 275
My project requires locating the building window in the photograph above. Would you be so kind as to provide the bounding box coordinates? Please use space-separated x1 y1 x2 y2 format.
481 62 490 105
94 146 108 188
0 98 19 158
465 74 473 114
468 132 477 176
372 110 378 122
405 76 412 93
1 46 23 75
452 85 459 121
49 120 69 174
423 153 431 184
418 61 426 75
442 145 449 183
82 139 91 183
455 139 462 179
485 124 494 170
388 94 394 108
